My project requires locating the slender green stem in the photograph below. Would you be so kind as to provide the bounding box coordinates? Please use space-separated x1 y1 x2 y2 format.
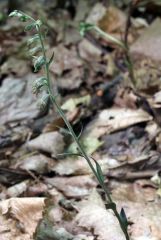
94 26 126 50
37 25 130 240
93 26 136 88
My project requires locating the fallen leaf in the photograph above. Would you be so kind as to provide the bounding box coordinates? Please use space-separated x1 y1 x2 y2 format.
15 154 55 174
86 3 106 25
61 95 91 112
45 175 97 198
75 189 125 240
131 18 161 63
84 108 152 138
7 181 29 198
26 132 65 157
98 6 126 34
49 45 82 75
0 198 44 240
78 39 102 62
68 136 103 155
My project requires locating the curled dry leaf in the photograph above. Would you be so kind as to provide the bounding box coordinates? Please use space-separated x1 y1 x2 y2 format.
26 132 65 156
0 198 44 240
84 108 152 139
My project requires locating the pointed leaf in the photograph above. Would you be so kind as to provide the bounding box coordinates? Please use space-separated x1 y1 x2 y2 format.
48 51 54 66
34 56 45 72
95 160 105 185
77 123 83 139
120 208 128 229
56 152 83 158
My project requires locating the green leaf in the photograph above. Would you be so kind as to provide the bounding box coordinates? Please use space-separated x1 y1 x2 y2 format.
48 51 54 66
19 15 29 22
120 208 128 229
27 34 40 45
95 160 105 185
24 22 36 31
56 152 83 159
79 22 94 36
34 56 45 72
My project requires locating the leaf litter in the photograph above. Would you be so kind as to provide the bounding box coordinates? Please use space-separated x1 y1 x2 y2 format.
1 1 161 240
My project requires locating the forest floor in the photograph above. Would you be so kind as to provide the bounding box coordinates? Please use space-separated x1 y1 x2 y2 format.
1 1 161 239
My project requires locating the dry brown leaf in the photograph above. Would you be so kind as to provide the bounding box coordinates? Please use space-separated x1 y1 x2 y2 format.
0 75 40 125
45 175 97 198
84 108 152 138
49 45 82 75
75 189 125 240
78 39 102 62
131 18 161 63
7 181 29 198
15 154 55 174
26 132 64 157
86 3 106 25
0 198 44 240
53 155 117 176
98 6 126 34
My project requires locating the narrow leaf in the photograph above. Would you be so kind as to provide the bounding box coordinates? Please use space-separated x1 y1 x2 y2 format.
48 51 54 66
95 160 105 185
120 208 128 229
56 152 83 158
77 122 83 139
